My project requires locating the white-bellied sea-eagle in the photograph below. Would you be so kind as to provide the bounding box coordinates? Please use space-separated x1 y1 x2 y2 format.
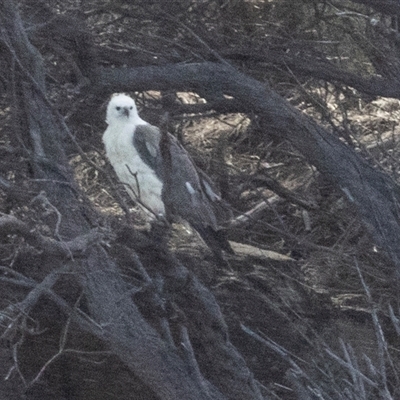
102 93 233 257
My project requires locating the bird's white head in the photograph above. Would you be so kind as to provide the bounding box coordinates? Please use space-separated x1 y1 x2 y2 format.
106 93 140 125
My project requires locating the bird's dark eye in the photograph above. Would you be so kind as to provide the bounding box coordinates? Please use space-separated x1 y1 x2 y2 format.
116 106 121 111
129 106 133 110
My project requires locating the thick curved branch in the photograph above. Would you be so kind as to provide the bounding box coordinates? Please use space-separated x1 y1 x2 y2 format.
223 49 400 98
0 214 105 258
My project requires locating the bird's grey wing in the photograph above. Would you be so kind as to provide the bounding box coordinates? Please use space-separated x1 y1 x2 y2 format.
135 125 230 229
168 135 232 224
163 136 218 229
196 168 233 224
165 136 233 254
133 124 163 178
158 132 233 255
133 124 206 214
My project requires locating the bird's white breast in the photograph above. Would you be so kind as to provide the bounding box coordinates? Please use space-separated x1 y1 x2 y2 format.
103 122 165 216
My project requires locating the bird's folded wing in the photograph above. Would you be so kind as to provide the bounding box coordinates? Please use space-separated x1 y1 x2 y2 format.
166 137 219 229
168 135 233 225
133 124 162 174
134 123 229 229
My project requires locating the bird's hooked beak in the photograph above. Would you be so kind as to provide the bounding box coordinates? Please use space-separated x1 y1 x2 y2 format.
122 107 130 117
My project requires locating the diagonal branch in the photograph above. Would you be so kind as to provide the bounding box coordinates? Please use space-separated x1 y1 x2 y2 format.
0 213 106 258
350 0 400 15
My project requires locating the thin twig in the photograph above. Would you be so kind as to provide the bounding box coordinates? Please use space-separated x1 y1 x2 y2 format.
31 191 64 245
1 265 71 340
355 259 393 398
71 141 133 220
166 14 233 69
11 340 27 386
0 213 106 258
180 326 210 392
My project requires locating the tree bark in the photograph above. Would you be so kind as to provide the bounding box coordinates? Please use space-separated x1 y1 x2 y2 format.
223 49 400 99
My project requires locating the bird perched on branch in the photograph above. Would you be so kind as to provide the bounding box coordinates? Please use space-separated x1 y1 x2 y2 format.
102 93 233 258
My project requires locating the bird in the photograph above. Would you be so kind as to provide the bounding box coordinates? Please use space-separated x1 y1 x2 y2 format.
102 93 233 257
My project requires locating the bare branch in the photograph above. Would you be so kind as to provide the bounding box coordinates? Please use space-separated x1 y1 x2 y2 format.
1 265 70 341
350 0 400 15
0 214 106 258
355 260 393 398
223 49 400 99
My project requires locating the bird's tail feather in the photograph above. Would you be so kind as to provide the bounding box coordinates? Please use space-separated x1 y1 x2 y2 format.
192 224 234 259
